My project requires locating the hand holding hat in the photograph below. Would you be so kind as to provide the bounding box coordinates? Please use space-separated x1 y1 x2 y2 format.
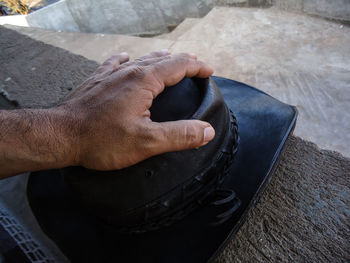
0 51 215 177
58 51 216 171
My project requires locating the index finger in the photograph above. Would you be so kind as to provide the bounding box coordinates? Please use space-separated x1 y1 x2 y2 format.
149 53 214 97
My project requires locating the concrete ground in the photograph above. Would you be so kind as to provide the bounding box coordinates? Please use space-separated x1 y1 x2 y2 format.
2 6 350 158
170 7 350 158
0 24 349 263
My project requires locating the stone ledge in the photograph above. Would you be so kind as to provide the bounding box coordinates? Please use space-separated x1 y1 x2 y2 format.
216 136 350 262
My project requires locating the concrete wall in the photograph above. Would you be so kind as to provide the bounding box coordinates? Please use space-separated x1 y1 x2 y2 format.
0 0 349 34
64 0 213 35
274 0 350 22
26 0 79 32
13 0 213 35
215 0 350 21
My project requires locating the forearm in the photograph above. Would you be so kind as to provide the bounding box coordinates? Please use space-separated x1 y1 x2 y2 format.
0 108 78 179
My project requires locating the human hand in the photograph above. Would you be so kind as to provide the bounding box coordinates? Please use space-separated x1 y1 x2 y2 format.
58 51 215 170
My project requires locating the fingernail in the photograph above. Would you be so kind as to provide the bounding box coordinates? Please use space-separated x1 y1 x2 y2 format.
208 65 214 74
189 53 197 59
203 126 215 143
120 52 129 57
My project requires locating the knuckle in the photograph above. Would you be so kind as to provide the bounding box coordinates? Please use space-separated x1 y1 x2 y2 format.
133 123 160 154
149 64 159 77
101 59 112 66
175 56 191 66
134 58 143 63
130 122 155 142
94 65 108 74
135 58 153 67
177 52 191 58
159 55 171 62
142 126 156 142
124 65 146 80
103 55 117 65
117 61 133 70
184 124 199 145
148 51 165 58
150 51 160 57
177 53 196 60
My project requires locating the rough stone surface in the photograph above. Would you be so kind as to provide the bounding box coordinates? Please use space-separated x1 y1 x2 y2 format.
2 25 173 64
0 25 349 263
215 136 350 263
170 7 350 157
0 26 98 108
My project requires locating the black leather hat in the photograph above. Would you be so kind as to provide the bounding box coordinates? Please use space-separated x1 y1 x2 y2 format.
27 76 297 263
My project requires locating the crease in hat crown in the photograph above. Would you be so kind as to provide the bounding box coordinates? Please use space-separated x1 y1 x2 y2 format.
61 77 239 233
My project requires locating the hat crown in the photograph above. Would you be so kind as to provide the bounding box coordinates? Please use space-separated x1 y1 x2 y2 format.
62 77 238 233
150 77 202 122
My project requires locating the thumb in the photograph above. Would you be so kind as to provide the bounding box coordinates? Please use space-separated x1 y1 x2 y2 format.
151 120 215 155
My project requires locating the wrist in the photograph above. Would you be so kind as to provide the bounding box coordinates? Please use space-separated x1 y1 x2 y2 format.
0 108 80 177
45 106 81 168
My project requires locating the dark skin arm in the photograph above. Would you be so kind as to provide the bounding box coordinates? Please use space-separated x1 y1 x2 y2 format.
0 51 215 179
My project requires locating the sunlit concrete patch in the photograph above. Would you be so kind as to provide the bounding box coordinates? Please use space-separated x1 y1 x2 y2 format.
0 26 99 108
0 15 28 27
170 7 350 157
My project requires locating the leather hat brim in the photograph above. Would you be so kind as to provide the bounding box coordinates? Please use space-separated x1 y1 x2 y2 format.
27 76 297 263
